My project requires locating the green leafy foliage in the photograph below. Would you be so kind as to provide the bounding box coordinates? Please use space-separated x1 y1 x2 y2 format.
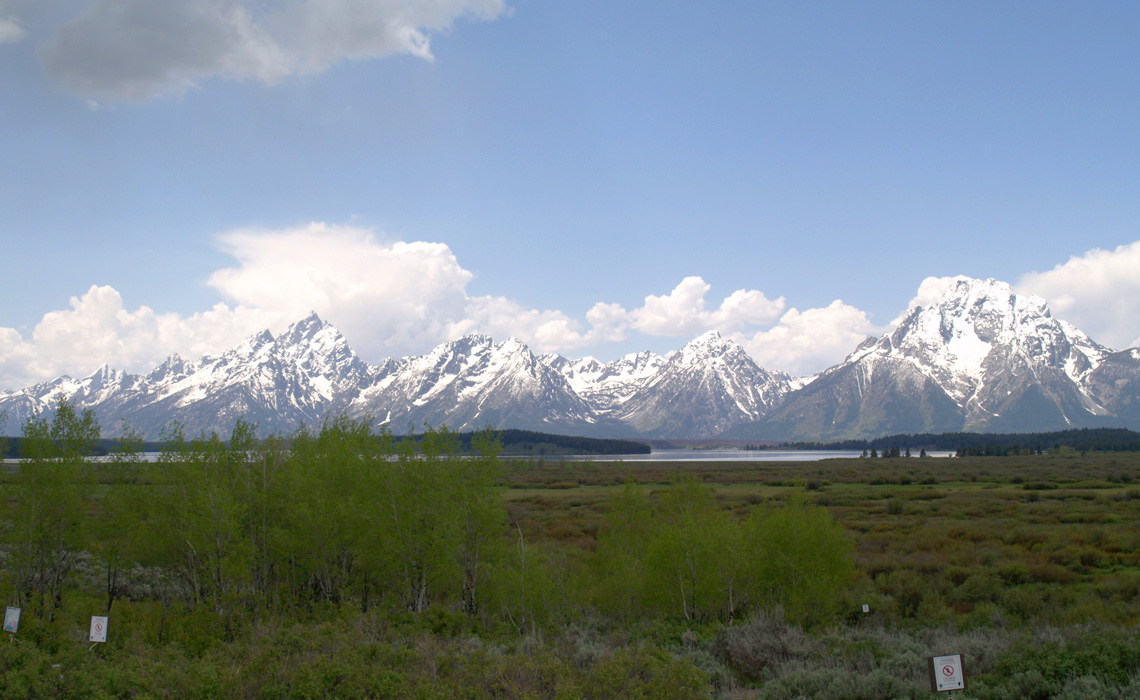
751 494 854 625
6 413 1140 698
5 399 99 622
592 476 853 626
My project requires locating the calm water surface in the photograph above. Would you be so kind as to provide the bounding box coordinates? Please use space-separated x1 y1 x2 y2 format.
561 449 954 462
2 449 956 465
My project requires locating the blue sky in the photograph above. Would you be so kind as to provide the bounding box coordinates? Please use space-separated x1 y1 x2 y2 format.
2 1 1140 390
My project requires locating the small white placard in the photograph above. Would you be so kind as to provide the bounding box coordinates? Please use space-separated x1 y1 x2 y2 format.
89 615 108 643
931 654 965 691
861 604 870 614
3 607 19 633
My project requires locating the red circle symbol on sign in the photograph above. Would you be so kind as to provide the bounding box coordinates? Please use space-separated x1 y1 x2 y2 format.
942 665 955 676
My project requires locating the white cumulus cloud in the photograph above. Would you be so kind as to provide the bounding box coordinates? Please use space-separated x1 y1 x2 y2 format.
0 327 37 389
448 277 791 357
448 296 588 353
1016 240 1140 350
449 299 632 355
0 285 262 390
0 222 871 390
38 0 507 101
208 222 474 359
6 229 1137 393
736 300 882 376
632 276 786 337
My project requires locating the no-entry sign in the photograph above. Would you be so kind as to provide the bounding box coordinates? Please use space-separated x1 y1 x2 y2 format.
3 607 19 634
929 654 965 692
89 616 108 643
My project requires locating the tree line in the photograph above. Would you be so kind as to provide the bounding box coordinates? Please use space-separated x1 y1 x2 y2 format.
767 427 1140 454
1 427 649 459
452 428 651 456
0 400 852 641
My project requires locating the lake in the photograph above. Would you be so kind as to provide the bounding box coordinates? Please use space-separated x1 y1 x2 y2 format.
1 449 957 466
559 449 955 462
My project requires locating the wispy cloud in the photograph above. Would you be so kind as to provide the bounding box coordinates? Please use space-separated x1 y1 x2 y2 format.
0 15 24 43
36 0 506 101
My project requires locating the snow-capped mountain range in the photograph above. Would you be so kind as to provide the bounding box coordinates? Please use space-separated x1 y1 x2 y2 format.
2 276 1139 441
729 277 1140 440
0 313 775 439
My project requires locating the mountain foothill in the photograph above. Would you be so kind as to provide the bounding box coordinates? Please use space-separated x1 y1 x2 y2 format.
2 277 1138 442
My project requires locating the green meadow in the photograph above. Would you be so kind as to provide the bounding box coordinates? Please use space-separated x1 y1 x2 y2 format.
2 408 1140 699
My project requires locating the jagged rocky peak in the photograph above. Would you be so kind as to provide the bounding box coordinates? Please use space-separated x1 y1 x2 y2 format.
416 334 495 371
147 353 191 382
873 276 1104 378
601 350 665 379
459 335 537 368
808 274 1116 432
277 313 364 367
685 329 728 348
541 350 667 416
439 334 495 357
932 275 1042 315
5 289 1139 442
279 310 333 343
548 351 663 381
88 363 122 385
571 356 603 373
606 328 797 438
540 353 596 380
249 328 276 347
844 335 880 363
491 336 539 366
896 276 1068 345
674 330 736 364
219 328 277 365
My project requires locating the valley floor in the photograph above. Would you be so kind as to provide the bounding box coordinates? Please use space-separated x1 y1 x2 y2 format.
4 452 1140 699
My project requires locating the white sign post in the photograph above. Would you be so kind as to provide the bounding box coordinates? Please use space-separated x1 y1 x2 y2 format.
3 607 19 634
89 616 108 644
929 654 965 694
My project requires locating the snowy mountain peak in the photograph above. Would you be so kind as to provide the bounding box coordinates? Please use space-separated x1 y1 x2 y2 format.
688 329 725 346
280 311 334 342
899 277 1059 343
224 329 276 363
146 353 193 384
350 332 596 434
5 279 1138 442
543 349 668 413
277 314 360 367
934 277 1051 328
675 330 740 366
443 334 495 355
498 336 533 359
847 275 1112 423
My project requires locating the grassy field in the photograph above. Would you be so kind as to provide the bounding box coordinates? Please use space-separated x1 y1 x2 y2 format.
3 451 1140 699
502 452 1140 627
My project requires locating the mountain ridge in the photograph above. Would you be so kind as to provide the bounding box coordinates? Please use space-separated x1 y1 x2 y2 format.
727 277 1135 440
2 278 1139 440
